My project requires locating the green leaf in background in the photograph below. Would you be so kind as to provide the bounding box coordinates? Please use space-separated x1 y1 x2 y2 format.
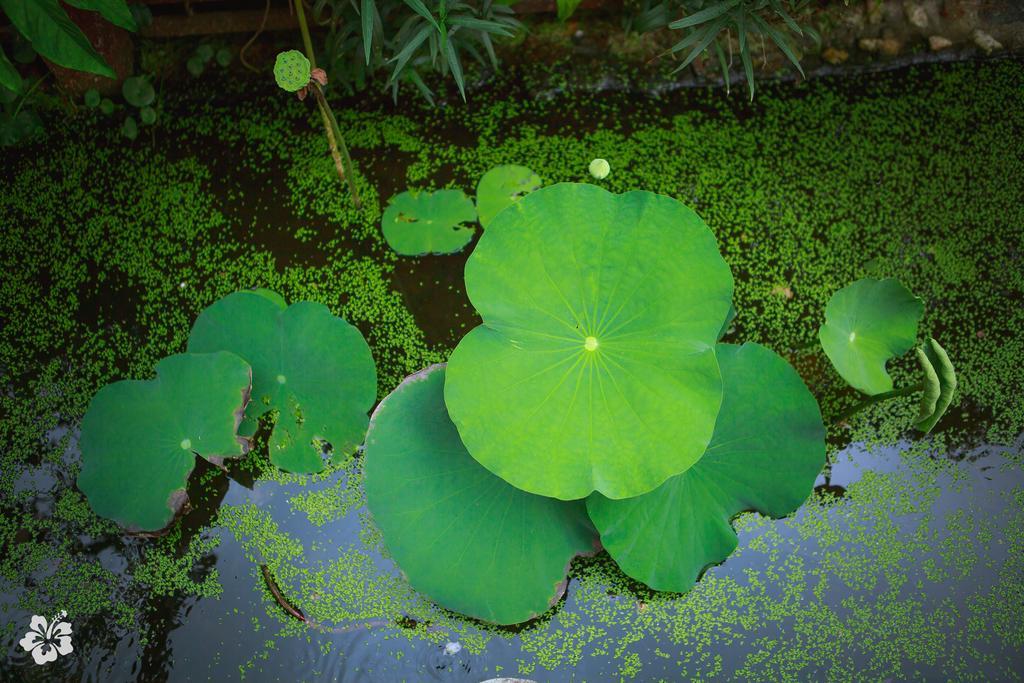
186 55 205 77
187 291 377 473
556 0 583 21
215 47 232 67
475 164 542 228
914 337 956 433
99 97 114 114
365 364 598 624
64 0 138 32
381 188 477 255
121 115 137 139
122 75 154 107
139 106 156 125
0 45 23 94
586 342 825 591
818 278 924 395
77 352 252 532
0 0 115 78
195 44 214 63
445 183 734 500
83 87 100 107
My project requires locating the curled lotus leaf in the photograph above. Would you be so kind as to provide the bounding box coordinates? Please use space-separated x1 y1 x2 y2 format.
445 182 734 500
476 164 543 228
819 278 924 395
77 352 252 532
381 189 477 256
914 337 957 433
187 291 377 473
586 342 825 592
365 364 598 625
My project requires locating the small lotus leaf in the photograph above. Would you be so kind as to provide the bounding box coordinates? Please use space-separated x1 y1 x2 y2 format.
586 342 825 592
83 88 100 107
381 189 477 256
475 164 542 228
121 75 154 108
77 352 252 532
121 115 137 140
819 278 924 395
365 364 598 625
139 106 156 125
187 291 377 473
273 50 310 92
589 158 610 179
445 183 734 500
914 337 956 433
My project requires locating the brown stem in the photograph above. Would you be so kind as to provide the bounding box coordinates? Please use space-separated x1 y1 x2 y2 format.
313 86 361 209
260 564 306 623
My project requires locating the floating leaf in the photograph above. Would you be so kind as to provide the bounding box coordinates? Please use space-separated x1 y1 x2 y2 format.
818 278 923 395
121 75 154 107
187 291 377 473
77 352 252 532
586 342 825 591
365 364 597 624
445 183 734 500
475 164 542 228
914 337 956 433
381 189 477 256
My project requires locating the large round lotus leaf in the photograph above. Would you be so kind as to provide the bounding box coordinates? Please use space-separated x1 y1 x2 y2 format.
818 278 923 395
77 352 252 532
914 337 956 433
445 183 734 500
586 342 825 592
365 364 598 625
381 189 477 256
187 291 377 473
476 164 542 228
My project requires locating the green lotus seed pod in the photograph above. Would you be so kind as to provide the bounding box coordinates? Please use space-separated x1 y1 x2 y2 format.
589 158 610 179
274 50 311 93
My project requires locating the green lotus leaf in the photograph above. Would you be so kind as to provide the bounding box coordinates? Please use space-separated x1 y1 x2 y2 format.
445 182 734 500
187 291 377 473
914 337 957 433
381 189 477 256
365 364 598 625
77 352 252 532
819 278 924 395
475 164 542 228
586 342 825 592
121 75 154 108
273 49 310 92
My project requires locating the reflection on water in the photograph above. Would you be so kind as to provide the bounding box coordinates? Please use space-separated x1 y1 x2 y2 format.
7 432 1012 681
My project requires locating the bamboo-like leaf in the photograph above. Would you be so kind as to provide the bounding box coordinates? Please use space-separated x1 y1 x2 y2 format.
751 14 804 76
388 23 432 80
673 18 729 73
668 0 738 30
738 13 755 100
403 0 440 32
445 38 466 101
360 0 374 65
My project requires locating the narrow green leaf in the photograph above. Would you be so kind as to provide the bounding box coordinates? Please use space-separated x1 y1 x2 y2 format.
0 0 115 78
751 14 804 76
668 0 738 30
360 0 374 65
674 19 727 73
403 0 440 32
556 0 583 22
738 13 755 100
767 0 802 36
388 23 432 81
0 45 23 94
713 38 729 94
445 36 466 100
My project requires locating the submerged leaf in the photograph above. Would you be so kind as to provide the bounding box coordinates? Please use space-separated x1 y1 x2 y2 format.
475 164 542 228
365 364 597 625
381 189 477 255
445 183 734 500
77 352 252 532
819 278 923 395
914 337 956 433
587 342 825 591
187 291 376 473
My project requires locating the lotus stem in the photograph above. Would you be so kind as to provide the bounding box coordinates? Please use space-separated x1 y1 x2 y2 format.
260 564 306 623
293 0 361 208
833 382 924 426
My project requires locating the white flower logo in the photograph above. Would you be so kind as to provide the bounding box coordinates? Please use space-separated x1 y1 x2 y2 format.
19 611 73 665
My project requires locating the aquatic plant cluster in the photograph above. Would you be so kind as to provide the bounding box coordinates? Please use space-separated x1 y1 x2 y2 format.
2 57 1022 680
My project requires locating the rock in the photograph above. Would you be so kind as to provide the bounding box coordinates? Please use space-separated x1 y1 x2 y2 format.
972 29 1002 54
903 2 929 29
822 47 849 65
880 38 902 56
929 35 953 51
859 38 883 52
